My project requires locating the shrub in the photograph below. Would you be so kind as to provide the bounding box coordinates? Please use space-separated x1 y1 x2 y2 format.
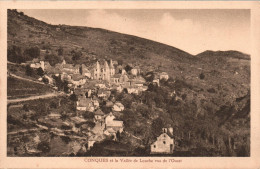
199 73 205 80
24 46 40 59
37 141 50 153
207 88 216 93
37 67 44 76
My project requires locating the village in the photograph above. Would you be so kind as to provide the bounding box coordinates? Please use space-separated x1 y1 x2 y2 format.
8 57 175 156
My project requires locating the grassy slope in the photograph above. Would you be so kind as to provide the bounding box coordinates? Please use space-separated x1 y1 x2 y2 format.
7 76 53 99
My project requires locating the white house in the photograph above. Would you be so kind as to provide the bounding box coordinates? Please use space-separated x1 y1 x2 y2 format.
76 98 94 112
94 109 105 121
105 112 124 133
112 102 124 112
159 72 169 80
150 128 174 154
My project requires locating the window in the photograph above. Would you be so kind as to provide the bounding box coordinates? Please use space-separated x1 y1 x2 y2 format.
154 145 156 148
163 141 166 144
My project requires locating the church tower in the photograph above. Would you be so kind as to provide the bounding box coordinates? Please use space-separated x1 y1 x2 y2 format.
104 60 110 81
110 59 115 77
94 61 100 80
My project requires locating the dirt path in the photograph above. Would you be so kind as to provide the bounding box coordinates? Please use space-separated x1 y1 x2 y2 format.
9 73 45 85
7 92 64 104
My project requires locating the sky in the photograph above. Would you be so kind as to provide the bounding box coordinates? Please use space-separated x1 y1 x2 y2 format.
19 9 250 55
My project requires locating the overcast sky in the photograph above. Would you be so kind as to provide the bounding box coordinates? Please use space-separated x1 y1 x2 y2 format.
19 9 250 55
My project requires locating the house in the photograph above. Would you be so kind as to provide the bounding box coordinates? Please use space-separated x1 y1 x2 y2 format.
152 79 160 86
71 74 86 86
47 67 62 76
80 64 91 78
131 66 141 76
126 87 139 94
119 74 129 83
150 128 174 154
95 83 106 89
110 74 121 84
94 109 105 121
92 96 100 108
105 112 124 133
48 112 61 119
43 75 54 84
60 73 72 81
104 128 117 140
63 63 80 74
112 102 124 112
28 59 45 70
76 97 94 112
106 101 114 107
159 72 169 80
97 89 111 99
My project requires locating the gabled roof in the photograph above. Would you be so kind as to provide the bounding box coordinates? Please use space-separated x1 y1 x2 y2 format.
78 98 92 107
95 109 105 115
113 74 121 78
114 102 124 108
106 120 123 127
72 74 85 81
63 64 74 69
160 72 168 75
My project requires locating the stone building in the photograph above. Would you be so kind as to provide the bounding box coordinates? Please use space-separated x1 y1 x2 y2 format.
92 59 115 81
150 128 174 154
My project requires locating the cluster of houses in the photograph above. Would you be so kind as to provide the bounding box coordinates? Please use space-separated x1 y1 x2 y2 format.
22 57 174 154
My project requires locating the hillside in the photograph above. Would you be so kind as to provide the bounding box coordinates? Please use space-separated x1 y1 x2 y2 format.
7 9 251 156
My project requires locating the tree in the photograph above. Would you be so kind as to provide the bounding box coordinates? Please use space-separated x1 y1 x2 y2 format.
117 59 123 65
37 141 50 153
199 73 205 80
83 111 94 119
37 67 44 76
42 77 49 84
71 50 82 61
57 47 63 56
69 94 78 101
125 65 132 73
145 72 155 82
7 45 23 63
45 54 62 66
23 104 29 112
24 46 40 59
151 118 164 138
25 65 33 76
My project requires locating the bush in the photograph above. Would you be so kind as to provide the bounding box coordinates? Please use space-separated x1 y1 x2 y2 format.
8 45 23 63
199 73 205 80
37 141 50 153
83 111 94 119
25 65 34 76
207 88 216 93
24 46 40 59
37 67 44 76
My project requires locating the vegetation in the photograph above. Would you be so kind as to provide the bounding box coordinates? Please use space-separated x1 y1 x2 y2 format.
7 77 53 99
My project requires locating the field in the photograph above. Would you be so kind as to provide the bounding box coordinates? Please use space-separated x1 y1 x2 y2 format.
7 76 53 99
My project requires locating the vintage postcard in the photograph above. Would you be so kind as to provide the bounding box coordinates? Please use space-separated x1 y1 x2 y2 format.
0 1 260 169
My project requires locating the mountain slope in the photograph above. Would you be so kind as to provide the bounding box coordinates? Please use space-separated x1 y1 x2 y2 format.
7 9 250 119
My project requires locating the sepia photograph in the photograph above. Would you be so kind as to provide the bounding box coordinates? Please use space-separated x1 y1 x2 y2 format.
6 8 251 157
